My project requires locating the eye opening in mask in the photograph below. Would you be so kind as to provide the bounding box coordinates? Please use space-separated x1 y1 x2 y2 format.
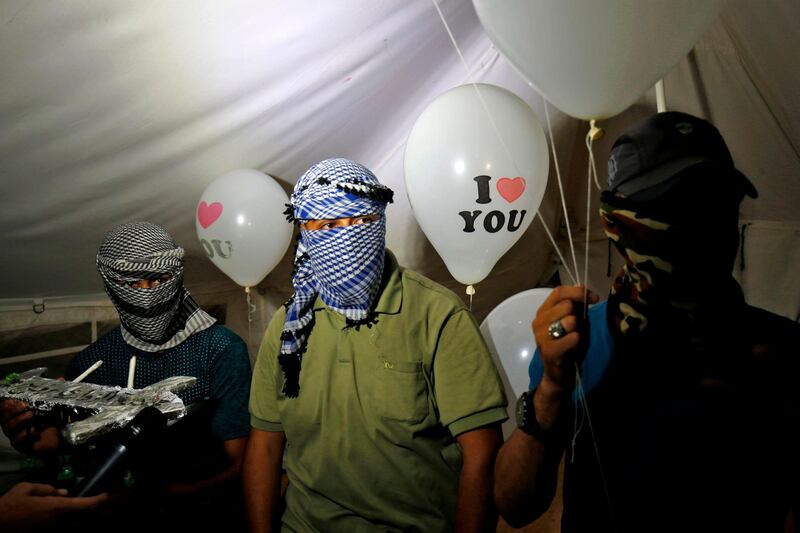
301 214 381 231
116 273 173 290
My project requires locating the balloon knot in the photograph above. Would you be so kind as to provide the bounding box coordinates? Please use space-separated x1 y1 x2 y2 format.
589 120 604 141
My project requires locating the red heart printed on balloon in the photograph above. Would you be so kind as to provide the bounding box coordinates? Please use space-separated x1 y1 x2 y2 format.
198 201 223 229
496 177 526 203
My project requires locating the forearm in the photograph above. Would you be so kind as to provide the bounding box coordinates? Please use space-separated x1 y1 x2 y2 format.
243 457 282 533
494 381 569 528
243 430 285 533
454 458 496 532
165 436 246 498
163 461 241 497
454 425 503 533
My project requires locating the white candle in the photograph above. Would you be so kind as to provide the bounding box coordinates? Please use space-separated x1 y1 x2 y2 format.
72 360 103 383
127 356 137 388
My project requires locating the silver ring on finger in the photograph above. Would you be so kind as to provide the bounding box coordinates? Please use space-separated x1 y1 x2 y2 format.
547 319 567 340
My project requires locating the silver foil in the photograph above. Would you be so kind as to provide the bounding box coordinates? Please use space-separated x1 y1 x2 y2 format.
0 367 196 445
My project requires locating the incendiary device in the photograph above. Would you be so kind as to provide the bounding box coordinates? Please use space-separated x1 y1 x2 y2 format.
0 367 195 445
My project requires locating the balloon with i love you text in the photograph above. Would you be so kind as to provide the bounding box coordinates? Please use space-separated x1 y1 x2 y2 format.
196 169 292 288
404 84 549 285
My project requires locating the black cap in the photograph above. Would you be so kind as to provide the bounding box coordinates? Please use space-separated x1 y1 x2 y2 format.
607 111 758 201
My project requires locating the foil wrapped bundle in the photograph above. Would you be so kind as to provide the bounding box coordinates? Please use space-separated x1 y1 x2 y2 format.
0 367 195 445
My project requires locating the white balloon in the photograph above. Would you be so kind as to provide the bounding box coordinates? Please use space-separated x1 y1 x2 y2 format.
196 169 293 287
473 0 723 120
404 84 549 286
480 288 553 437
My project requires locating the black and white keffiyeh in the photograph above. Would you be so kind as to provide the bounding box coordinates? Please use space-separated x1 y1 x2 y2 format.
96 222 216 352
280 158 394 397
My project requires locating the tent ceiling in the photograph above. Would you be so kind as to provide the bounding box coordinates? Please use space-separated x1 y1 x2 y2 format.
1 1 798 314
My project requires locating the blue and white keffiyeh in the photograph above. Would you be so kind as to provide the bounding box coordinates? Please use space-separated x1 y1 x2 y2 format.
280 158 394 397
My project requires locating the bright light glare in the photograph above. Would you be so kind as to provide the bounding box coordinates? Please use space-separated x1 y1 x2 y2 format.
454 159 466 175
236 214 245 225
521 349 529 359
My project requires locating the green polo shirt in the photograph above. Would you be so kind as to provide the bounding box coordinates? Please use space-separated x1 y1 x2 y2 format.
250 252 507 532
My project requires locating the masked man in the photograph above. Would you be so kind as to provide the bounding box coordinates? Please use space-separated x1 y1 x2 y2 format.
244 158 507 532
494 113 800 532
1 222 251 526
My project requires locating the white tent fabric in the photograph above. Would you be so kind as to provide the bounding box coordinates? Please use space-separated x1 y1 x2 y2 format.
2 0 799 345
0 0 570 325
2 1 799 529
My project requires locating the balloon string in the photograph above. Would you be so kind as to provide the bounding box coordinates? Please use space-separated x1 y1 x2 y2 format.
433 0 578 287
584 141 592 314
586 120 603 191
543 100 580 284
536 213 578 286
575 124 614 521
570 372 585 464
431 0 479 81
245 286 256 347
583 121 603 310
430 0 522 180
573 361 614 528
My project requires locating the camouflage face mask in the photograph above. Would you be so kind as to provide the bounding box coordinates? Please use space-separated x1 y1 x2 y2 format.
598 190 725 337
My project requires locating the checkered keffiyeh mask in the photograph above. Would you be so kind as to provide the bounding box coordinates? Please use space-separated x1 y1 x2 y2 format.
96 222 216 352
280 159 394 397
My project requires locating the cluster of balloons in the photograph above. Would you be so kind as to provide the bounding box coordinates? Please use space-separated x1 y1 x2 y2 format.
405 1 724 384
195 169 292 289
404 1 723 289
195 1 725 356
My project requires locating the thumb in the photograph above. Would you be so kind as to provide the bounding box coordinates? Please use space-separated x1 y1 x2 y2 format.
22 483 62 496
52 492 109 512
